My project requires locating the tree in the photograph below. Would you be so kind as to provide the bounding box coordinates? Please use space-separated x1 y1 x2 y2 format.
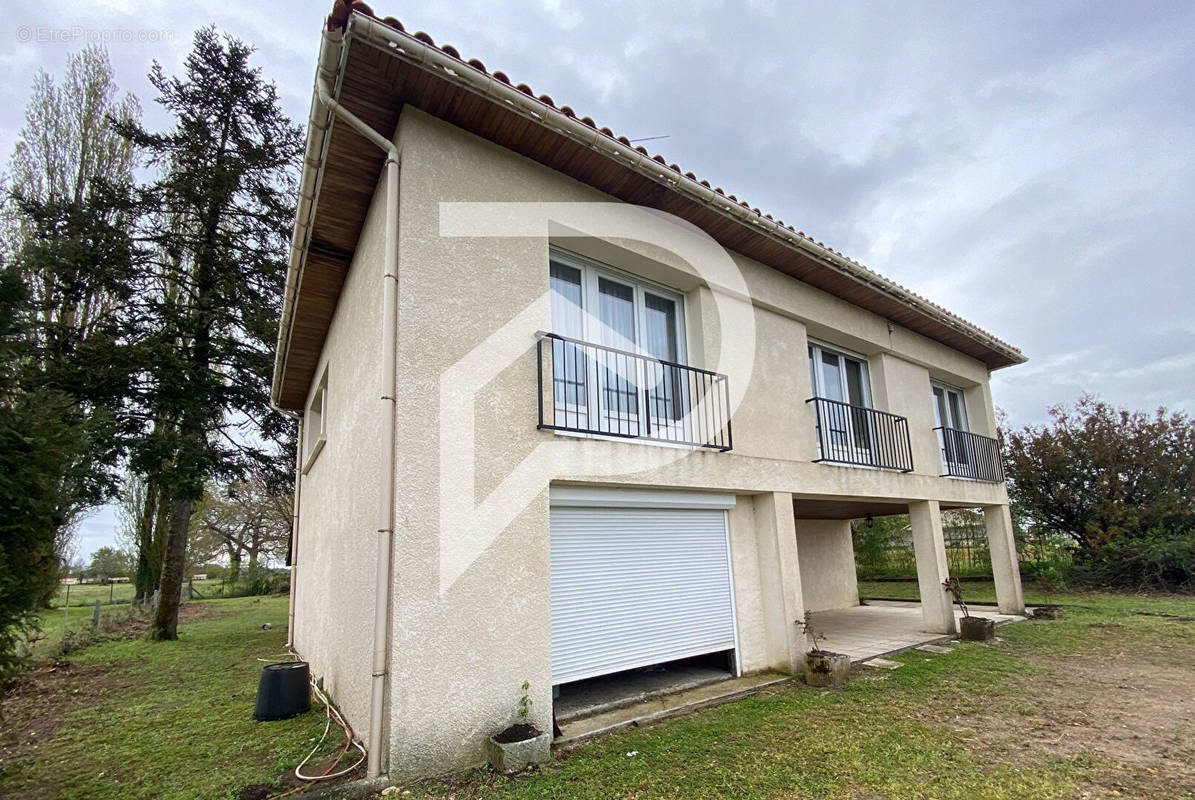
116 27 301 639
84 546 133 583
115 474 169 602
0 265 87 680
2 46 141 602
1004 395 1195 589
190 475 291 584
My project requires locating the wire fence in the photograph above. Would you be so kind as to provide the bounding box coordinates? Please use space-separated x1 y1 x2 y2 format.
855 521 1073 580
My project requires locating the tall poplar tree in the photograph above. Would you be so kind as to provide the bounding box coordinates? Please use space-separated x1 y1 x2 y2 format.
117 27 301 639
2 46 141 610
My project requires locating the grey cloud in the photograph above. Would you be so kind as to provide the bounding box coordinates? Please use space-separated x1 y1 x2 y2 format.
3 0 1193 554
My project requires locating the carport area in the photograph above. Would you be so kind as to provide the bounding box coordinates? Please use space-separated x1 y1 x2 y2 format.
809 600 1030 662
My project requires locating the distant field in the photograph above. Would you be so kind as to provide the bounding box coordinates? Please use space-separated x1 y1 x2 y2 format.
51 578 222 608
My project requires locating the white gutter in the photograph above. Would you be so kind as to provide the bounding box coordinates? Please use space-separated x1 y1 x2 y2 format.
346 11 1025 367
284 27 401 779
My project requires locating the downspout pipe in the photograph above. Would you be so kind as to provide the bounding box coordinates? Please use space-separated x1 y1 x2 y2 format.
270 401 303 650
314 29 400 780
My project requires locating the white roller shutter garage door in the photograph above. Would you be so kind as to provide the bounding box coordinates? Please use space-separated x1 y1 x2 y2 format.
550 502 738 685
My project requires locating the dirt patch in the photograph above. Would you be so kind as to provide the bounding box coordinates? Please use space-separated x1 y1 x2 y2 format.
1 603 229 774
116 600 227 634
0 659 137 789
234 752 361 800
955 629 1195 797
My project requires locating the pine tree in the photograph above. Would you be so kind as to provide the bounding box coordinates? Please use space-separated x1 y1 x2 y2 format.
116 27 302 640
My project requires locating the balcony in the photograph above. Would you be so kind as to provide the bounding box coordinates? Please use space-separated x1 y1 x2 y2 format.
935 427 1005 482
536 332 732 451
807 397 914 472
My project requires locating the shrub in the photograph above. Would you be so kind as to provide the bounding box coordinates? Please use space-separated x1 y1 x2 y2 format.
1085 525 1195 591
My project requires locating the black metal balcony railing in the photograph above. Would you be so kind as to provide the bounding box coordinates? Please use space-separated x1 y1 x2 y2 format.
536 332 732 451
935 427 1005 482
807 397 914 472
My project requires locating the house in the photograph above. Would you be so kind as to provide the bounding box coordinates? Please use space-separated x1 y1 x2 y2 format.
272 1 1028 781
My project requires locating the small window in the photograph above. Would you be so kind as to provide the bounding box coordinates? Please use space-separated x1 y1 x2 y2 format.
303 366 328 472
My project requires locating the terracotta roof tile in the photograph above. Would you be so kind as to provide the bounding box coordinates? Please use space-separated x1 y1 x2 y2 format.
324 0 1023 358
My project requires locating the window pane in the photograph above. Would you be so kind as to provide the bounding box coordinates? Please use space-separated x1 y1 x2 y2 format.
820 351 844 402
643 293 677 361
844 359 871 450
809 347 818 396
549 262 585 412
844 358 868 407
644 293 679 420
598 276 637 417
947 390 967 432
932 386 946 428
549 262 583 337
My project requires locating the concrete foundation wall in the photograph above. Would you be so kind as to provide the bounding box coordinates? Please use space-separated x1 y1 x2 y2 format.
796 520 860 612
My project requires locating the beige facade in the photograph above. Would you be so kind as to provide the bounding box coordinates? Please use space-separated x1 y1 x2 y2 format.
283 104 1026 779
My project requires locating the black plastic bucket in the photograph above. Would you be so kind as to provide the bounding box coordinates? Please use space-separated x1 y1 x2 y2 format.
254 661 311 721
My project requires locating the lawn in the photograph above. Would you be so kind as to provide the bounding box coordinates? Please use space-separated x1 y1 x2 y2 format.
49 578 223 608
385 590 1195 800
0 595 348 800
3 590 1194 800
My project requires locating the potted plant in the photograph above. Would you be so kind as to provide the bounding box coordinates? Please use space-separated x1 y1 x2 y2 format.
486 681 551 774
798 611 850 689
943 578 994 641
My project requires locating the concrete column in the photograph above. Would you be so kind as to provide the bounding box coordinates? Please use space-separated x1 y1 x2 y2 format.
983 504 1026 614
908 500 957 634
753 492 806 673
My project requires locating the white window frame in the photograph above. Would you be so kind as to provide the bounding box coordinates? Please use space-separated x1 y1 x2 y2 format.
807 340 875 461
807 339 873 406
932 381 971 474
302 365 328 473
548 248 689 438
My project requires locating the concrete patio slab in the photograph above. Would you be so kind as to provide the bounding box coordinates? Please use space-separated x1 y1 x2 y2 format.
810 600 1028 663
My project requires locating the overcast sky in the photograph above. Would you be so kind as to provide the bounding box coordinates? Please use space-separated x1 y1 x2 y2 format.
3 1 1192 558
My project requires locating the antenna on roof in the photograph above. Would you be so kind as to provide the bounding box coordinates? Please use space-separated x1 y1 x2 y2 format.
628 135 670 143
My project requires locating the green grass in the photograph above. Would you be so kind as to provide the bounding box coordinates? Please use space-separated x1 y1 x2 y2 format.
50 581 138 608
1 595 344 800
388 591 1195 800
8 590 1194 800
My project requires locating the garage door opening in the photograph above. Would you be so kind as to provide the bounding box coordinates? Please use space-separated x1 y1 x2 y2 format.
554 650 735 723
549 488 740 702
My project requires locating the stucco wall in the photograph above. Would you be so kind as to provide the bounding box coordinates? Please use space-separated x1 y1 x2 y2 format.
290 175 387 743
796 520 860 612
294 105 1017 778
